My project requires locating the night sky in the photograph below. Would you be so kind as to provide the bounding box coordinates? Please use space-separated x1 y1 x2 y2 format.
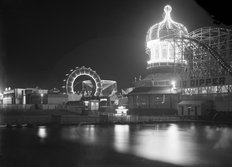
0 0 231 92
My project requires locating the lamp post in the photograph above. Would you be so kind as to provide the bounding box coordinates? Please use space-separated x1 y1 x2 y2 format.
171 81 176 90
41 93 44 104
170 81 176 109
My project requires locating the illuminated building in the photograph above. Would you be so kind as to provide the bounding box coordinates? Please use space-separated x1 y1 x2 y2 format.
1 87 48 105
115 106 128 116
2 88 26 105
25 88 48 105
128 5 232 116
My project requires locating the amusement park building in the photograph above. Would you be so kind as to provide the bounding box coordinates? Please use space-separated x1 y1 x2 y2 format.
128 5 232 116
0 87 67 106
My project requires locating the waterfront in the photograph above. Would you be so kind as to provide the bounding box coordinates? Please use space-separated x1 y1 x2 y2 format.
1 123 232 167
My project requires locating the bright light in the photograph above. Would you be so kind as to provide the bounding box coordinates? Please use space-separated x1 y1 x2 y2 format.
84 101 89 106
147 39 178 64
5 87 11 91
156 5 188 39
133 124 198 166
38 126 47 139
171 80 176 89
40 93 44 104
90 101 99 111
146 5 188 66
82 125 97 144
115 106 128 116
100 98 107 102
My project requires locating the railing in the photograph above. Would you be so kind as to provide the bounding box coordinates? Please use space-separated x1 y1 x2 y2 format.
0 104 65 110
108 115 181 123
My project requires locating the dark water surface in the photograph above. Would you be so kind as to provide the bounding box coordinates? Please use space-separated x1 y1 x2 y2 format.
1 123 232 167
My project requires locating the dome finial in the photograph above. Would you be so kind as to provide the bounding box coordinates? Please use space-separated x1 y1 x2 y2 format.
164 5 172 14
146 5 188 42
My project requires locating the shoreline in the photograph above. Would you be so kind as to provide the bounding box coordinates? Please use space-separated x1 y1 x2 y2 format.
1 109 232 127
1 116 232 128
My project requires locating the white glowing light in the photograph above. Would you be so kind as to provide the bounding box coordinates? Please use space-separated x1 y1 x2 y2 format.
115 106 128 116
113 125 130 153
100 98 107 102
82 125 97 144
84 101 89 106
147 5 188 40
38 126 47 139
156 5 187 39
133 124 198 166
147 39 178 64
146 5 188 66
171 80 176 89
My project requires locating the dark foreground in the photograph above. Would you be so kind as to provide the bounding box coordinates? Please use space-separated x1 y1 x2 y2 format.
1 123 232 167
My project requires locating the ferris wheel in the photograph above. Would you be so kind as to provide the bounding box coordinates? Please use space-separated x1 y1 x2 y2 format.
63 66 102 97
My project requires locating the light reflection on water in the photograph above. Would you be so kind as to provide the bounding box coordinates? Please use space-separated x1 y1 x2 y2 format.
205 126 232 149
58 123 232 166
37 126 47 139
113 125 130 152
61 125 97 144
133 124 199 166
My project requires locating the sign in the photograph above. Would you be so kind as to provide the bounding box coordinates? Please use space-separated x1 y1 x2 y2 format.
182 77 226 88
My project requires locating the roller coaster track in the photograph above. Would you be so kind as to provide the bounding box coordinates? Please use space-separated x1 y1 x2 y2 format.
161 35 232 76
183 36 232 76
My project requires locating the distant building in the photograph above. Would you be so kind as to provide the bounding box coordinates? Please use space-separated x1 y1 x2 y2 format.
2 88 26 104
1 87 48 105
25 88 48 104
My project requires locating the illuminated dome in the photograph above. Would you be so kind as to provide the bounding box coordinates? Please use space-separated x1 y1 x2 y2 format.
146 5 188 41
146 5 188 69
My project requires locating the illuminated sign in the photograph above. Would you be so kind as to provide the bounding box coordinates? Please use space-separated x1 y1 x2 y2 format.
182 77 226 88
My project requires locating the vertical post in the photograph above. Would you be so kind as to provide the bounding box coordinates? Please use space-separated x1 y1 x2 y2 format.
41 93 44 104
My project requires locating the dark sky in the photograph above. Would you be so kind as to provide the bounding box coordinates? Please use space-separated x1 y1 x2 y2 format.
0 0 231 92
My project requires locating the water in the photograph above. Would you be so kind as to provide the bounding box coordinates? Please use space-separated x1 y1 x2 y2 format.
1 123 232 167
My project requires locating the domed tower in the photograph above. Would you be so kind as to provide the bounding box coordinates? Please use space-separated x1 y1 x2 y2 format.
135 5 189 90
146 5 188 71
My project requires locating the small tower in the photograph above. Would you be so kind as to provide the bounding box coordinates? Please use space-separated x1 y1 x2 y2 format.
141 5 189 88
